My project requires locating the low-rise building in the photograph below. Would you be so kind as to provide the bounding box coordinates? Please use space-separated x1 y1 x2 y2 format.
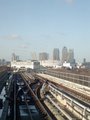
11 60 40 71
39 60 61 68
63 61 76 69
81 62 90 69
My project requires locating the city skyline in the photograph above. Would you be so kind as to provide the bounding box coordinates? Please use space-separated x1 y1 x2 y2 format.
10 47 78 63
0 0 90 62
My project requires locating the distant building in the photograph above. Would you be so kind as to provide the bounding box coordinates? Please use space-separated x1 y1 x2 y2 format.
67 49 75 63
6 61 11 66
31 52 37 60
83 58 86 64
12 53 19 61
53 48 60 61
39 52 49 61
2 59 6 65
62 46 68 63
82 59 90 69
39 60 60 68
82 62 90 69
11 60 40 71
16 55 19 61
63 61 76 69
0 59 7 66
12 53 16 61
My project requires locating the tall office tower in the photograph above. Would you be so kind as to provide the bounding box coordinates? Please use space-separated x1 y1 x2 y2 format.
67 49 74 63
53 48 60 60
83 58 86 63
62 46 68 63
12 53 19 61
12 53 16 61
39 52 49 61
31 52 37 60
1 59 6 65
16 55 19 61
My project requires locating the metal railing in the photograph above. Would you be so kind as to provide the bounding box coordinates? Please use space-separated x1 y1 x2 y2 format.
45 70 90 87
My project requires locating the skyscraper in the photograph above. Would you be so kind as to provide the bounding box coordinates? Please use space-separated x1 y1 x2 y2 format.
12 53 16 61
53 48 60 61
39 52 49 61
67 49 74 63
31 52 37 60
62 46 68 63
83 58 86 64
11 53 19 61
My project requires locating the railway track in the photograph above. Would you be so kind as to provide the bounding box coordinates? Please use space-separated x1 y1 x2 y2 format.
0 71 9 93
33 75 80 119
53 83 90 106
46 94 80 120
21 72 57 120
1 72 44 120
45 69 90 87
1 71 90 120
35 74 90 106
34 74 90 120
20 73 52 120
24 73 82 120
0 73 13 120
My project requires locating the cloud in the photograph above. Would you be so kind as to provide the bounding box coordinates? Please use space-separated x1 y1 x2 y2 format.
0 34 23 41
65 0 74 4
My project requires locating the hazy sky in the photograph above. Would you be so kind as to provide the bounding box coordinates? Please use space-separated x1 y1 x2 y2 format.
0 0 90 62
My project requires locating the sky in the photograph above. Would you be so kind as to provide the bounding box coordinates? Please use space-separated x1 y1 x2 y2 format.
0 0 90 62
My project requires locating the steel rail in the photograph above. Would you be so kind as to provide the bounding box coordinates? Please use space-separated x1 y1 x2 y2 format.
0 76 12 120
21 73 52 120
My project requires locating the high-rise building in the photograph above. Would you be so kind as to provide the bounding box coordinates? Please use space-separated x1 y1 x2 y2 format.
0 59 7 66
2 59 6 65
53 48 60 61
62 46 68 63
39 52 49 61
67 49 74 63
12 53 19 61
12 53 16 61
31 52 37 60
16 55 19 61
83 58 86 64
